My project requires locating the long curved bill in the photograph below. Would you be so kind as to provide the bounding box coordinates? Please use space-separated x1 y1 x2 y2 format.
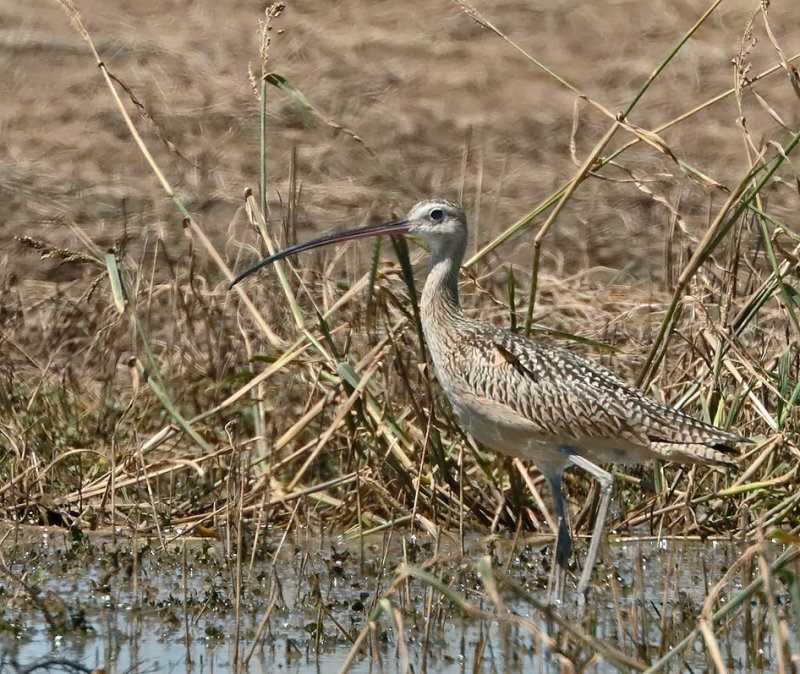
229 217 411 289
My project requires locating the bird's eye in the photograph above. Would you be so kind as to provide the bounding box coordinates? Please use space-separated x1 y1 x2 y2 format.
429 208 444 221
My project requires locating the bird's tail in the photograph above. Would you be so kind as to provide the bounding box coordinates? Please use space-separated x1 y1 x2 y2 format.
649 441 738 468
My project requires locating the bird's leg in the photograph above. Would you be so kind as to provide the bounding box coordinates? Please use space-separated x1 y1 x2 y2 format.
546 472 571 568
544 471 570 606
557 448 614 597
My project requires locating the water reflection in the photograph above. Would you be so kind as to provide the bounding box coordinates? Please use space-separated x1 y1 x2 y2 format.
0 528 795 673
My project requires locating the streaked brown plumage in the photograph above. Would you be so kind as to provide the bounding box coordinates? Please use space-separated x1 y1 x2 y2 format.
231 198 743 596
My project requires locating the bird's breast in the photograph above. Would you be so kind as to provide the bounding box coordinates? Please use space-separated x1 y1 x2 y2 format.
430 358 568 469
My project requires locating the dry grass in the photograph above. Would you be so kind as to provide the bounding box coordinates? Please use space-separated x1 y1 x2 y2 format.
1 0 800 668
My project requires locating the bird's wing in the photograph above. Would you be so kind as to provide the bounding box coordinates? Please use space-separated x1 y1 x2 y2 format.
549 342 744 446
447 323 739 448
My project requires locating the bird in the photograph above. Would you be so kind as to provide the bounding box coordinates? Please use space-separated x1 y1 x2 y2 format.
230 198 743 596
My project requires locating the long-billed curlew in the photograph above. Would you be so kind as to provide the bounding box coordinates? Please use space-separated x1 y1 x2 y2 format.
230 198 743 595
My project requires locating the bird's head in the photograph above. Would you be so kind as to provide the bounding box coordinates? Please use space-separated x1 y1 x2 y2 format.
229 198 468 288
404 198 467 243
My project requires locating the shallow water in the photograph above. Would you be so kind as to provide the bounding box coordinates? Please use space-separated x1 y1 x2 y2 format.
0 526 795 673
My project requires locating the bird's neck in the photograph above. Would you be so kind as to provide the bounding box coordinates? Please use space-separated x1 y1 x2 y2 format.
421 250 464 328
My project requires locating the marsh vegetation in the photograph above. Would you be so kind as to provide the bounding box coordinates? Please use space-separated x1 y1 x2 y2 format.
1 0 800 671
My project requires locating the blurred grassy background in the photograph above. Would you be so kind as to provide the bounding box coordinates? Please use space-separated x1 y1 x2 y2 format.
3 0 797 282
